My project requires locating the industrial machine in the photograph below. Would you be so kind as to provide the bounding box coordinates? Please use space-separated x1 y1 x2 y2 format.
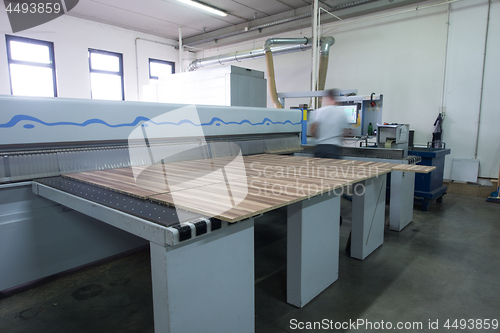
143 65 267 107
0 95 302 291
0 94 308 332
0 92 437 333
409 145 451 211
277 89 383 145
377 124 410 157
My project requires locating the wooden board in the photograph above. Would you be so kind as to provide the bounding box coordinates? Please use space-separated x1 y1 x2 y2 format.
390 164 436 173
65 165 166 199
63 154 434 223
64 157 256 199
265 148 304 155
150 176 350 222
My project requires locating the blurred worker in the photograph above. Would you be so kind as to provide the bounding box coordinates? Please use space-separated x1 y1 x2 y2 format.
310 88 348 159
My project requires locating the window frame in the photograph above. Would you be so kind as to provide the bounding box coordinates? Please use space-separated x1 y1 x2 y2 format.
5 34 58 97
149 58 175 80
88 48 125 100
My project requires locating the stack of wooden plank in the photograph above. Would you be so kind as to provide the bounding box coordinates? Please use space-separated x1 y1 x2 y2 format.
64 154 435 222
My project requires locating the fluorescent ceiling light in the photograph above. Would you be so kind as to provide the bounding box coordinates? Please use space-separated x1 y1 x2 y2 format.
177 0 227 17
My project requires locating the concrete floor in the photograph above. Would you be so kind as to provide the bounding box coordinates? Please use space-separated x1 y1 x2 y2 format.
1 194 499 333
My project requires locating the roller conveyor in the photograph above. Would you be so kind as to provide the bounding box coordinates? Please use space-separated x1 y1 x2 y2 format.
33 177 226 246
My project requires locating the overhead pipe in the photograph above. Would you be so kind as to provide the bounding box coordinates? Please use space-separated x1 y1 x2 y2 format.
184 0 378 47
264 38 310 109
263 37 334 109
178 28 183 73
187 36 335 110
187 43 311 71
265 52 282 108
317 36 335 107
185 0 463 48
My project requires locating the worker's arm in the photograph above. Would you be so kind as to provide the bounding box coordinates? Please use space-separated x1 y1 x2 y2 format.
310 122 318 138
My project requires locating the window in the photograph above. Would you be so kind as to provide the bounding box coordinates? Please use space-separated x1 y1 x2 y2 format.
5 35 57 97
88 49 124 100
149 58 174 83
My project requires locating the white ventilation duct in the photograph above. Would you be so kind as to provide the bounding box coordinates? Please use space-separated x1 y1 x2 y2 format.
264 38 310 109
317 36 335 107
264 37 335 109
187 43 311 71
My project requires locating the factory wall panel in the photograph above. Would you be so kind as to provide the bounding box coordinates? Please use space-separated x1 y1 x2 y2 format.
441 0 490 179
475 0 500 178
0 12 179 101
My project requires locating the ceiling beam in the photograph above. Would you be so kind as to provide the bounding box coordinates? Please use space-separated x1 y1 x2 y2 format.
183 0 427 49
318 0 334 10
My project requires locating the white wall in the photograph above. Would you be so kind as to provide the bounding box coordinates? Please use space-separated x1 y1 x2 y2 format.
475 0 500 179
194 0 499 179
441 0 492 179
0 11 180 101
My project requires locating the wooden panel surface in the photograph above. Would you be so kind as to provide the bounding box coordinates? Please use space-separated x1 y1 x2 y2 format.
150 177 349 222
390 164 436 173
63 154 434 222
66 165 165 199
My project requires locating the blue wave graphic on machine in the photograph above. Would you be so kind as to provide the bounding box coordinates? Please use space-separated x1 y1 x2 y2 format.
0 115 301 129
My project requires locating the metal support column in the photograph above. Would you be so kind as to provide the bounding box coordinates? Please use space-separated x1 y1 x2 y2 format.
150 219 255 333
351 176 387 260
389 171 415 231
287 193 340 308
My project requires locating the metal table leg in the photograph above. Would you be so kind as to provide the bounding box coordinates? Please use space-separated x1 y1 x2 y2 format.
287 193 341 308
150 219 255 333
351 175 387 260
389 171 415 231
422 199 430 211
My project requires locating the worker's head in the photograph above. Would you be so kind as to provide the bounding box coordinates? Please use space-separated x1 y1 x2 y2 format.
323 88 341 106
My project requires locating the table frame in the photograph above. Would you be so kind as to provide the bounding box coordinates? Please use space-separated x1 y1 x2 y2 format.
32 182 255 333
31 154 433 328
287 193 340 307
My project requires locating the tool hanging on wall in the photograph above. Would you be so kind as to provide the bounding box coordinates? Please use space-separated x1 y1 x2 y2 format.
370 93 376 107
432 113 444 148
